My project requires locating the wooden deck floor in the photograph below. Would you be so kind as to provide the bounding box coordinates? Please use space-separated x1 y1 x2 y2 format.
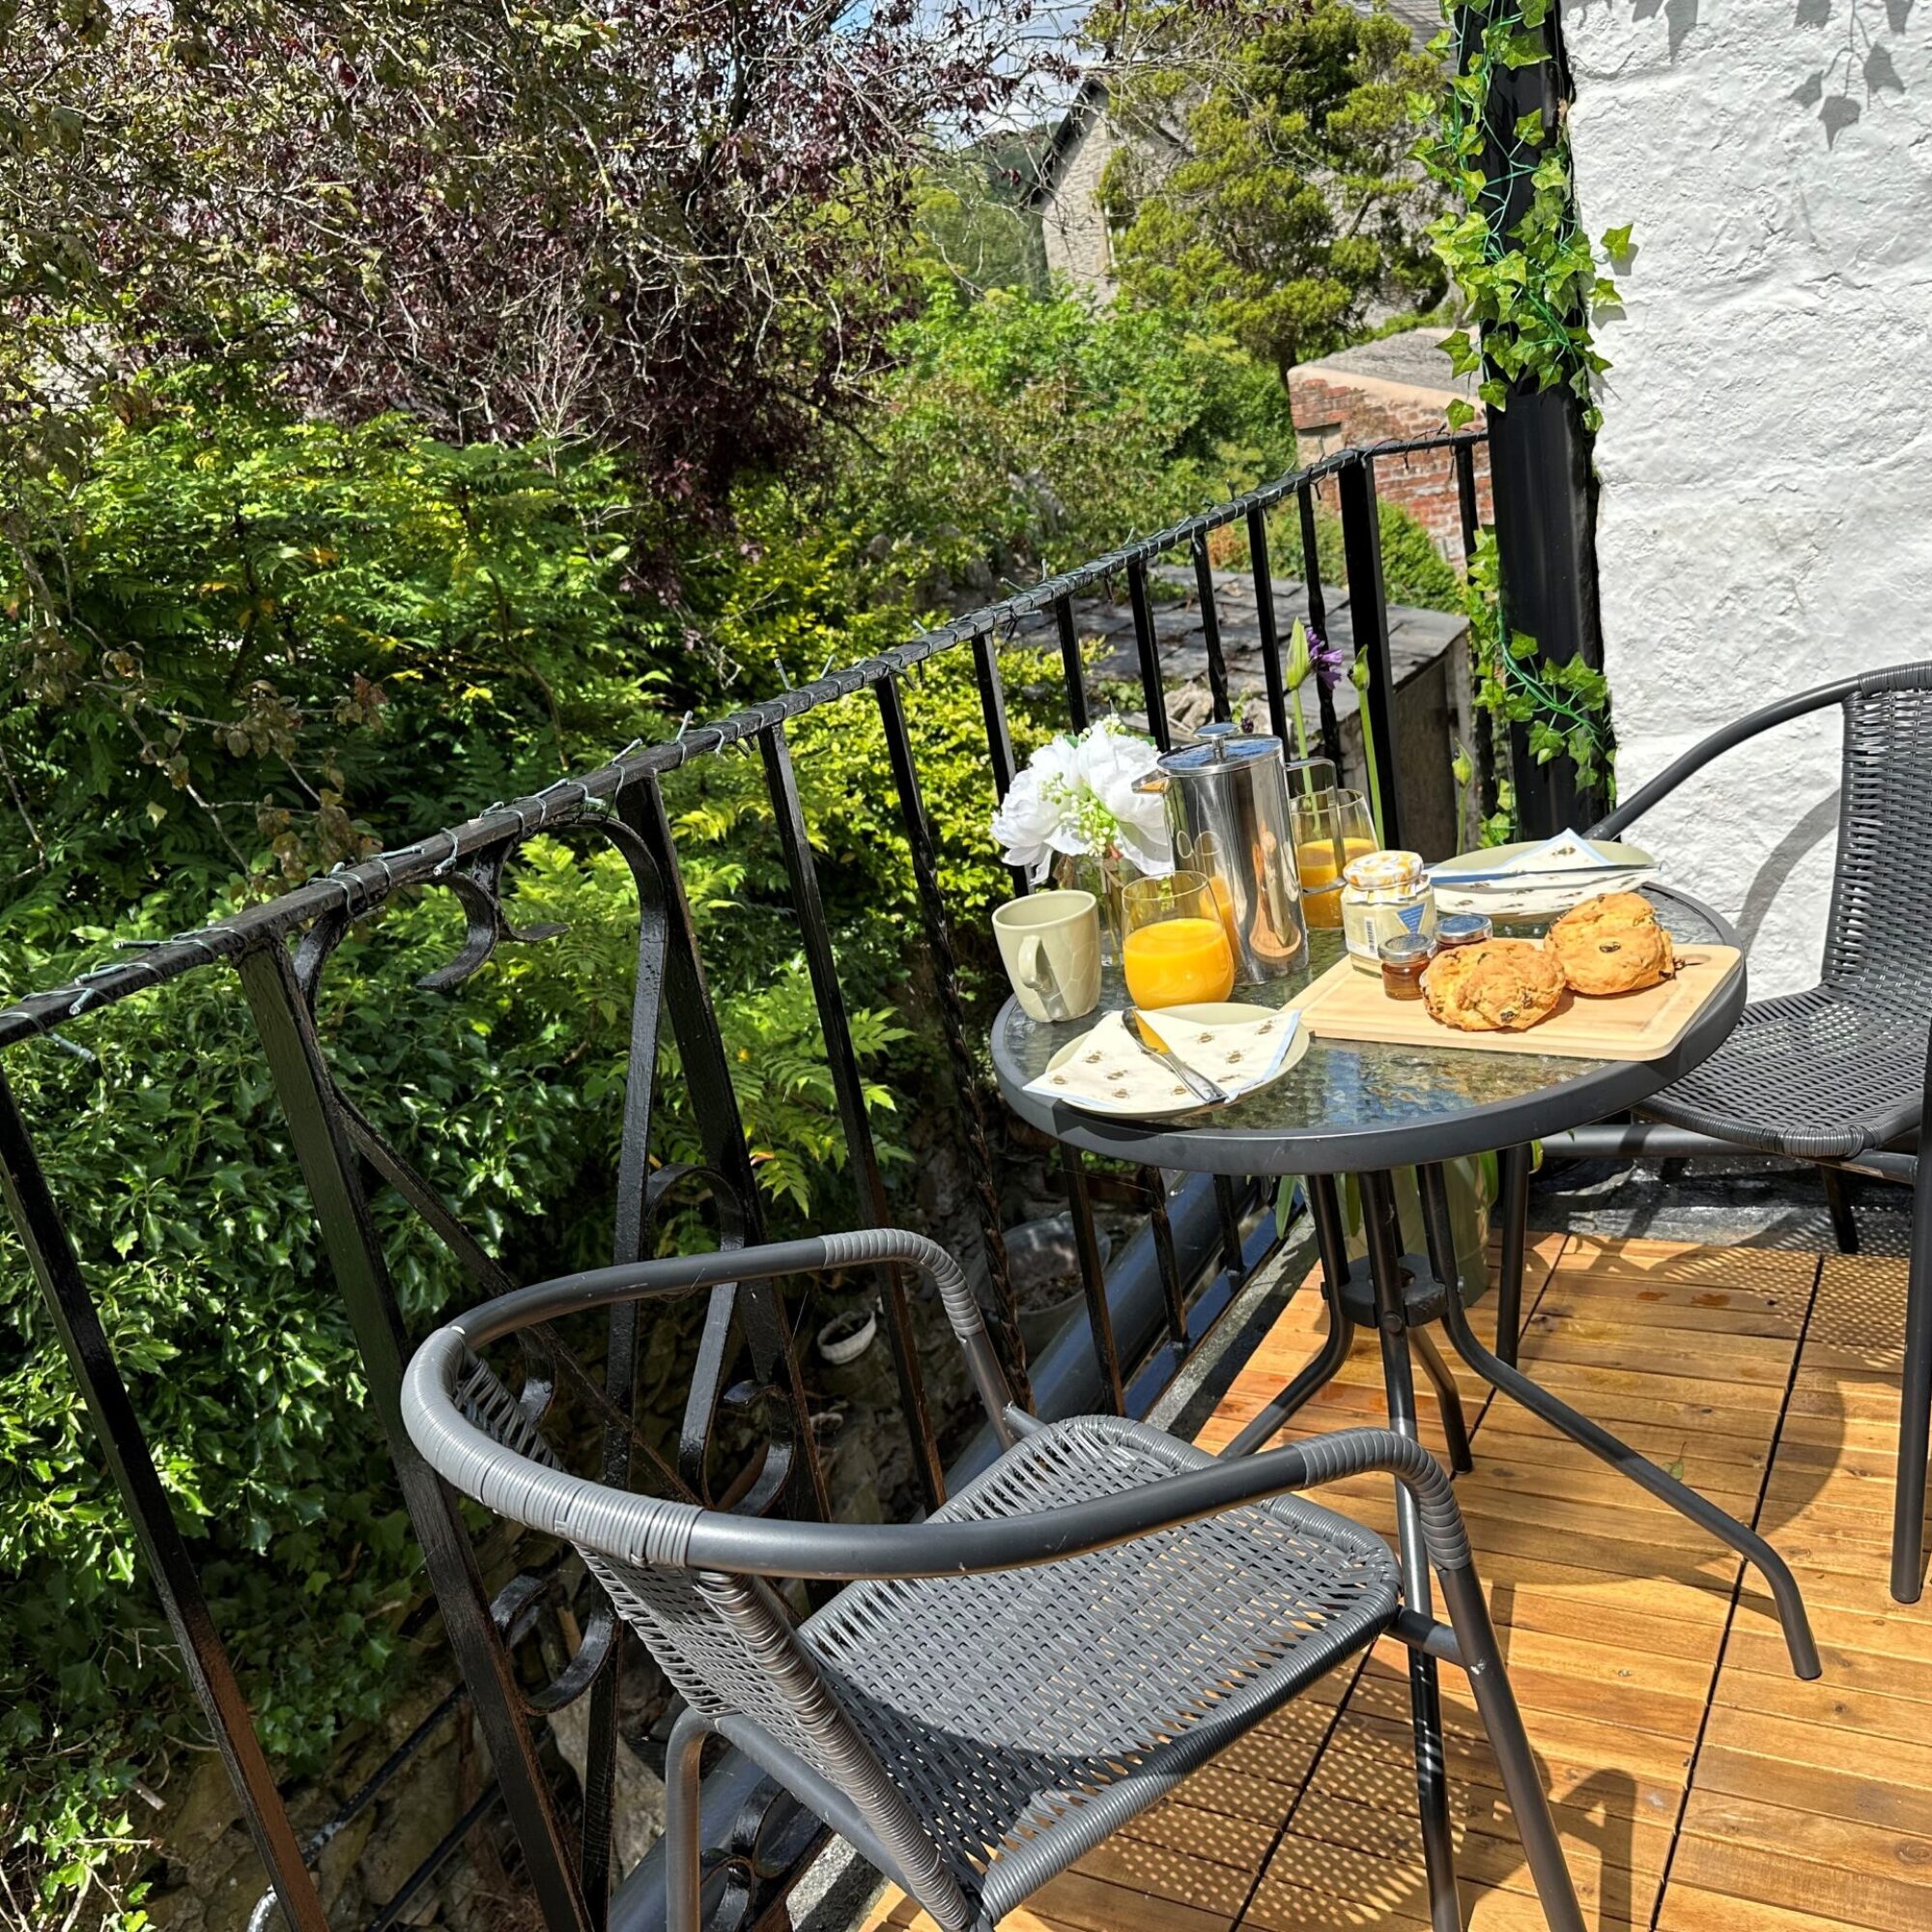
858 1234 1932 1932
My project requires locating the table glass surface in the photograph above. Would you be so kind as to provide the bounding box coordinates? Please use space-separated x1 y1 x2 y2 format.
990 891 1735 1171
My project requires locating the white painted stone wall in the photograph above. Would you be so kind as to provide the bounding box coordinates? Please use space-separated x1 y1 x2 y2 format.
1565 0 1932 993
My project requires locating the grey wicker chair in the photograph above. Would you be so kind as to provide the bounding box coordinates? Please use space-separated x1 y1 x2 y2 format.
1565 663 1932 1604
403 1229 1585 1932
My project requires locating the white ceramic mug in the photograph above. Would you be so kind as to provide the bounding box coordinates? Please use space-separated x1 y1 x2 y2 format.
993 890 1102 1023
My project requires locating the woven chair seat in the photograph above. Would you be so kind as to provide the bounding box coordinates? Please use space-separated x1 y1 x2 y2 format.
792 1414 1399 1920
1642 983 1926 1159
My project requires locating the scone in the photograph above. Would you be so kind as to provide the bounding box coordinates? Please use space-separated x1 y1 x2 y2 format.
1548 892 1676 995
1422 939 1567 1033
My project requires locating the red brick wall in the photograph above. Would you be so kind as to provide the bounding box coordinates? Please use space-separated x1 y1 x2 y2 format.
1288 369 1494 564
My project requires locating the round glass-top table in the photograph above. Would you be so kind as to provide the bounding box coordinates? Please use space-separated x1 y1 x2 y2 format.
989 887 1747 1177
986 882 1819 1905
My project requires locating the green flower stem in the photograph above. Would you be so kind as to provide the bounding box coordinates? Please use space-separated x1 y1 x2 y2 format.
1350 660 1389 846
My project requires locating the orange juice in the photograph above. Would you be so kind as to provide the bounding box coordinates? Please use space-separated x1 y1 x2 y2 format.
1123 917 1236 1008
1296 836 1377 928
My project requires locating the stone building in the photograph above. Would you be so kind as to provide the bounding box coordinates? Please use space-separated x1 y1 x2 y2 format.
1030 3 1447 295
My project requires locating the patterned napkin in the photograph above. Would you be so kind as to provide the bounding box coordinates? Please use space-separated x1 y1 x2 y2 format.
1436 829 1656 918
1024 1008 1300 1114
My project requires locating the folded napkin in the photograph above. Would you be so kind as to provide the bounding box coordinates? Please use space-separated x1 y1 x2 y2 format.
1436 829 1655 917
1494 830 1634 875
1024 1008 1300 1113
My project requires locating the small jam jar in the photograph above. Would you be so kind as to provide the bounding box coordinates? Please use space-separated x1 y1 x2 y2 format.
1435 912 1494 951
1341 849 1438 970
1378 933 1436 1000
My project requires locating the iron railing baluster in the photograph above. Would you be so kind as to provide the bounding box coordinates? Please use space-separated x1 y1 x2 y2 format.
972 628 1031 897
760 723 949 1513
1297 483 1343 775
1337 455 1402 849
580 816 674 1923
972 628 1017 800
1213 1175 1247 1294
0 1073 335 1932
1246 505 1291 746
874 674 1032 1408
620 776 831 1523
1061 1148 1125 1413
1127 555 1171 752
1139 1164 1188 1354
1192 531 1232 725
1456 440 1482 571
237 939 594 1932
1054 593 1089 730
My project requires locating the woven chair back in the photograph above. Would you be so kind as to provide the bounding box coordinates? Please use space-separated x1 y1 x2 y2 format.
1824 667 1932 994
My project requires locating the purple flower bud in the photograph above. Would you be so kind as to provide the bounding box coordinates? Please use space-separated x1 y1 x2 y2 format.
1309 629 1348 692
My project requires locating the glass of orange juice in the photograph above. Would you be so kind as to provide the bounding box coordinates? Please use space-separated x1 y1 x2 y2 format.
1122 871 1236 1008
1291 789 1377 929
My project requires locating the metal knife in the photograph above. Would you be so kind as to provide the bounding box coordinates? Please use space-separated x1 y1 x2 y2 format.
1122 1008 1229 1105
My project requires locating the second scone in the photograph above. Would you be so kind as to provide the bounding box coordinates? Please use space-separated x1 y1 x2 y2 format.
1547 892 1676 995
1421 938 1568 1033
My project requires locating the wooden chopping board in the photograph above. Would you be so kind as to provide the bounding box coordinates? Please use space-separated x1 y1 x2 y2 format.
1294 942 1743 1061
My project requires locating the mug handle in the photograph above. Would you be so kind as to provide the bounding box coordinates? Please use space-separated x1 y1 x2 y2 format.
1018 933 1058 995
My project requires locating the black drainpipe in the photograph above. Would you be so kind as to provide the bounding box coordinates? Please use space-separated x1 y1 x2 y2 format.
1474 0 1609 837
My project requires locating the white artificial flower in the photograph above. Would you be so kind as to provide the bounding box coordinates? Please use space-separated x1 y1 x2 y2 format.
1075 722 1174 876
990 734 1082 883
988 721 1173 882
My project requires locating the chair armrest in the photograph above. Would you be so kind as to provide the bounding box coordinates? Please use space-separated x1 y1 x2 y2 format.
682 1426 1469 1579
404 1312 1470 1587
1590 672 1863 839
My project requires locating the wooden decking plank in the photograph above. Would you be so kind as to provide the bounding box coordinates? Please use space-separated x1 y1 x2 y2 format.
1658 1882 1889 1932
860 1233 1932 1932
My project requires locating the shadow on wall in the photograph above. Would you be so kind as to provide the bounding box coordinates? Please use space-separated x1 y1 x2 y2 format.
1735 786 1840 952
1791 0 1913 145
1591 0 1914 145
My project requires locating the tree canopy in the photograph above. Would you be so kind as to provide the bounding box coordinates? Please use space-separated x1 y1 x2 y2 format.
0 1 1040 504
1105 0 1445 383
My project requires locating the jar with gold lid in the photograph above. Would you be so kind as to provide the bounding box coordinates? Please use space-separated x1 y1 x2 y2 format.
1341 849 1437 971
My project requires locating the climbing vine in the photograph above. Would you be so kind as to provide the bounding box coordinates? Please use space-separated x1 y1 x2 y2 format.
1461 527 1613 839
1418 0 1624 827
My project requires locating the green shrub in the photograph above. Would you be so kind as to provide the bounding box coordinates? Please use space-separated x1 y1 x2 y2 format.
0 284 1306 1920
832 278 1297 598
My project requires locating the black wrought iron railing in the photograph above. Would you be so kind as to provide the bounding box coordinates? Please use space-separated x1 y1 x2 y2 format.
0 430 1489 1932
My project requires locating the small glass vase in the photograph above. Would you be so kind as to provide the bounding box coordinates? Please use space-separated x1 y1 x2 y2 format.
1053 846 1142 967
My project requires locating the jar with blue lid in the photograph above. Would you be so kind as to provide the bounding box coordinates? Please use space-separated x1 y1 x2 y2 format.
1340 849 1437 971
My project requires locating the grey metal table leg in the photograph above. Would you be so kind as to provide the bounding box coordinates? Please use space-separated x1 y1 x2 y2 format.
1362 1171 1462 1932
1417 1166 1822 1681
1495 1145 1531 1369
1227 1173 1358 1457
1411 1329 1474 1474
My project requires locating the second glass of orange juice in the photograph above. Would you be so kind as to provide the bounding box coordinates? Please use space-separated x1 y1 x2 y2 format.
1291 789 1377 929
1122 871 1236 1008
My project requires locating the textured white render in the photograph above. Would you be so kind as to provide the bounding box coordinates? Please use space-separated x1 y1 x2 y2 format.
1565 0 1932 993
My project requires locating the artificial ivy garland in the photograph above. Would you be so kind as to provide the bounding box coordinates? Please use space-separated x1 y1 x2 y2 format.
1418 0 1623 827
